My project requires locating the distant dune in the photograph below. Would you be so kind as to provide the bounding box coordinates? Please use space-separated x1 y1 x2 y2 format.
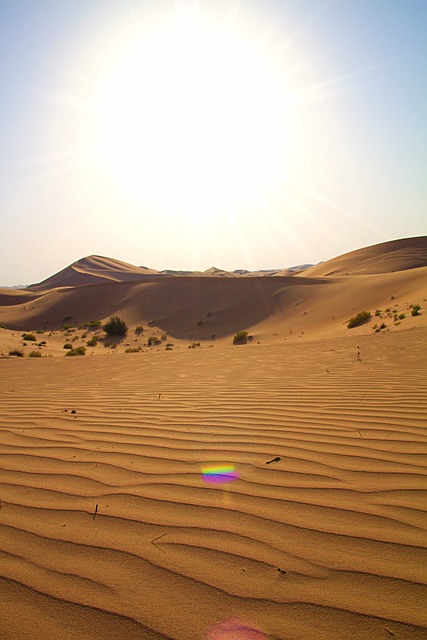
0 237 426 342
27 255 158 291
301 236 427 277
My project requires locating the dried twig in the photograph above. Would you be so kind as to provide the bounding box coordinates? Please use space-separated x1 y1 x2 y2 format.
151 533 167 553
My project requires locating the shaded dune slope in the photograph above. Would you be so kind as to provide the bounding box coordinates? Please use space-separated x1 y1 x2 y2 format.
0 330 426 639
1 265 426 339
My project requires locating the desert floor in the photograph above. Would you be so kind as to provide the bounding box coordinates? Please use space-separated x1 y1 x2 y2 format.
0 328 426 640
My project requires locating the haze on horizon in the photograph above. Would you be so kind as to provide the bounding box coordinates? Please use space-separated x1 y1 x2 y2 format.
0 0 426 286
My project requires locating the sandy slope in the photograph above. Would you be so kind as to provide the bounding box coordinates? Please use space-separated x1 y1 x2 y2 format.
301 236 427 277
0 328 426 640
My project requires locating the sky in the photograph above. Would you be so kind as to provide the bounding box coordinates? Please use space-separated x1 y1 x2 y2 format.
0 0 426 285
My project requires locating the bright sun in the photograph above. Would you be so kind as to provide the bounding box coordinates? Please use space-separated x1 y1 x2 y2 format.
91 5 295 224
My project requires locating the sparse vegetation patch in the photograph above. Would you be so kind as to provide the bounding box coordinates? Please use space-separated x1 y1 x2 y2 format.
233 330 248 344
22 333 36 341
347 311 371 329
9 348 24 357
65 346 86 356
103 316 128 336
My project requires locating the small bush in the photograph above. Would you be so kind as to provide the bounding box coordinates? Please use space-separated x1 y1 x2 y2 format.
9 348 24 357
125 347 139 353
411 304 421 316
22 333 36 341
36 330 44 334
399 313 405 320
135 326 144 334
65 346 86 356
197 320 203 327
233 330 248 344
87 338 98 347
347 311 371 329
0 324 8 329
89 320 102 328
63 343 73 349
147 336 161 346
62 324 72 330
29 350 42 357
103 316 128 336
189 342 201 349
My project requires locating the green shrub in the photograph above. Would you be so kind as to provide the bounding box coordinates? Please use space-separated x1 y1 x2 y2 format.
399 313 405 320
347 311 371 329
65 346 86 356
147 336 161 346
62 324 72 330
22 333 36 341
125 347 139 353
135 325 144 334
29 350 42 357
411 304 421 316
87 338 98 347
9 348 24 357
63 343 73 349
103 316 128 336
233 330 248 344
89 320 102 328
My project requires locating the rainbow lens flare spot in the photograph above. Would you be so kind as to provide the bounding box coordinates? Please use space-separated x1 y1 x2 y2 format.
202 465 239 484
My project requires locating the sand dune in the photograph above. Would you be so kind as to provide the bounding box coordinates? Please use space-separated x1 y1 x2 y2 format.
1 237 426 639
27 255 159 291
301 236 427 277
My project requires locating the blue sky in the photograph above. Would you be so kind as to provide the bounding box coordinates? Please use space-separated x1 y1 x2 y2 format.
0 0 426 285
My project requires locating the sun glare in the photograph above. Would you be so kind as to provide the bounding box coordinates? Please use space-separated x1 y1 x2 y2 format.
90 6 295 225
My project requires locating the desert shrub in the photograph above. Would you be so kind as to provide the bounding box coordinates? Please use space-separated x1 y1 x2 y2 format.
9 348 24 357
22 333 36 341
374 310 382 317
125 347 139 353
87 338 98 347
36 330 44 334
197 320 203 326
411 304 421 316
135 326 144 333
147 336 161 346
399 313 405 320
0 324 7 329
347 311 371 329
65 346 86 356
63 343 73 349
375 323 387 332
103 316 128 336
62 324 72 330
233 330 248 344
89 320 102 328
188 342 201 349
29 350 42 357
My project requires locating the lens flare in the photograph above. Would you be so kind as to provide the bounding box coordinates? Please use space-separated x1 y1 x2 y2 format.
202 465 239 484
206 618 269 640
